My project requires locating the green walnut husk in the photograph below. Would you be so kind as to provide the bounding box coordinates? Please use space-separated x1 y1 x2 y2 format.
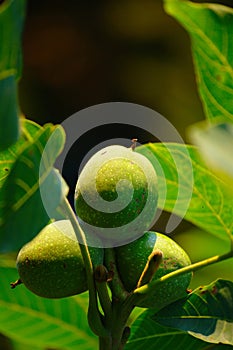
74 145 158 246
16 220 103 298
115 231 192 310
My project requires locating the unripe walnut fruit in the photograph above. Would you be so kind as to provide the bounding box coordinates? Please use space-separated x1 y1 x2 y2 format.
115 231 192 309
75 145 158 246
16 220 103 298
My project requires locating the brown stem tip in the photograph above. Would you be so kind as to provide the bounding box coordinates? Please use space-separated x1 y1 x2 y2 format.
121 326 131 344
131 138 138 151
94 265 109 283
10 279 23 289
137 249 163 288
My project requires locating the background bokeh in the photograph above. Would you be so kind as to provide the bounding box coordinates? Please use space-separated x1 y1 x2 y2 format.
19 0 205 136
19 0 233 135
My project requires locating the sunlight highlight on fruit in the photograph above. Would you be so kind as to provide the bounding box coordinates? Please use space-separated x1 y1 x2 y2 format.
74 144 158 247
15 220 103 298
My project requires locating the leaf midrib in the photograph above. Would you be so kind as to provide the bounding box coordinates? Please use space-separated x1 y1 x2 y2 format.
0 298 96 346
148 143 232 239
166 1 233 77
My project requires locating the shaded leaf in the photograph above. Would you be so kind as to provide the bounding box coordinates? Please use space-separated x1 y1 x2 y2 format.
125 309 210 350
164 0 233 122
0 76 19 151
0 0 25 79
0 119 66 252
136 143 233 242
0 0 26 150
154 279 233 345
0 262 97 350
11 339 43 350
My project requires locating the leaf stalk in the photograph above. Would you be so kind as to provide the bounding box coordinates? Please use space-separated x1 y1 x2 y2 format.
60 198 107 337
134 250 233 297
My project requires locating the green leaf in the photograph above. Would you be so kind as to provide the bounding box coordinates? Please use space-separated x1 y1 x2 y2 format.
164 0 233 123
0 263 97 349
0 0 26 79
154 279 233 345
174 228 233 288
11 339 43 350
188 122 233 188
136 143 233 242
0 0 26 150
0 75 20 151
0 119 67 252
0 119 41 184
125 309 209 350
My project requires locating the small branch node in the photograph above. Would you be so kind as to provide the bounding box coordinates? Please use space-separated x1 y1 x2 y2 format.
131 138 138 151
10 279 22 289
94 265 109 283
137 249 163 288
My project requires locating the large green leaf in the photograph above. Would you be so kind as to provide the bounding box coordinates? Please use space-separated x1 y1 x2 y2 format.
0 0 26 150
0 119 67 252
136 143 233 242
154 279 233 345
188 122 233 190
0 119 40 185
0 262 97 349
11 339 43 350
164 0 233 123
0 0 26 78
125 309 214 350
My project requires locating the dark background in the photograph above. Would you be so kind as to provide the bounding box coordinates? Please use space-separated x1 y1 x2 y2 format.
20 0 205 134
19 0 232 135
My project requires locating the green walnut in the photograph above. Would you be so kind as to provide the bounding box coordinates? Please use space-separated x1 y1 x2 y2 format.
115 231 192 310
75 145 158 245
15 220 103 298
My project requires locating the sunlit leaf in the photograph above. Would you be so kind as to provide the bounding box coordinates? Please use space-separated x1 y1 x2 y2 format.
136 143 233 242
188 122 233 189
154 279 233 345
0 119 66 252
0 262 97 350
164 0 233 123
0 119 40 184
